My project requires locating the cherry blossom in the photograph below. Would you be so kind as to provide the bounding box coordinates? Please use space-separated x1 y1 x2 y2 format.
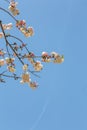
41 52 51 62
0 59 5 66
0 50 6 57
8 65 16 72
22 64 28 71
5 57 15 64
33 61 43 71
53 55 64 63
2 23 12 30
0 32 4 38
29 81 38 89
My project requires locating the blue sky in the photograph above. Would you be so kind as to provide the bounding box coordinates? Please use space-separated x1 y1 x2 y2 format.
0 0 87 130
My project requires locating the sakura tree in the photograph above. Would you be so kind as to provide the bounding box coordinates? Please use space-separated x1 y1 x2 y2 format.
0 0 64 89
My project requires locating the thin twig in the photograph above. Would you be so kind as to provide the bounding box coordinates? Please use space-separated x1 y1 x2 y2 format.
28 69 40 78
6 35 43 59
2 74 21 79
0 70 8 75
6 34 30 53
6 34 24 43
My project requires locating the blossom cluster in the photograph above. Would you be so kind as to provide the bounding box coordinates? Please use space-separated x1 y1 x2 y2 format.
20 65 38 89
8 1 34 37
8 1 19 16
21 72 38 89
0 21 34 38
16 20 34 37
51 52 64 63
0 0 64 89
0 1 33 38
0 57 15 72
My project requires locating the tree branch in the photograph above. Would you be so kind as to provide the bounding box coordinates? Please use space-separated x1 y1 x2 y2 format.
0 21 24 65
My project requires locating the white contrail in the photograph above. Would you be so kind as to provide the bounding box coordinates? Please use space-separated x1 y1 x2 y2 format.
30 98 50 130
